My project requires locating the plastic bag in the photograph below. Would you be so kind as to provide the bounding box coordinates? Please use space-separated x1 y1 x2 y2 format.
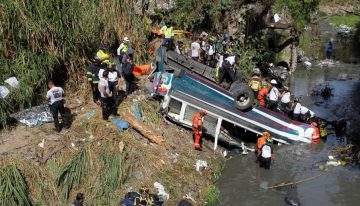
0 85 10 98
5 77 19 88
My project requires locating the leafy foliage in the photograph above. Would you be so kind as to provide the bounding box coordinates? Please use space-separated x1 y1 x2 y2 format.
0 0 148 126
275 0 321 30
0 165 32 206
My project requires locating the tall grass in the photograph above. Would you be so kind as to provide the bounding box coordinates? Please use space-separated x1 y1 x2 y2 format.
0 0 148 126
329 15 360 27
0 164 32 206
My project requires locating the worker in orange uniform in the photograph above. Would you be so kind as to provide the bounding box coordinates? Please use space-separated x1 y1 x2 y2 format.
258 85 270 107
257 131 270 161
311 122 321 143
192 110 207 151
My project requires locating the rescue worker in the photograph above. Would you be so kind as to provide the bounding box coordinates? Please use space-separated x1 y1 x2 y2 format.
160 20 174 50
134 187 154 206
86 60 101 104
300 105 311 122
214 52 224 82
95 44 110 65
257 131 270 160
108 64 120 111
175 40 184 55
122 56 135 96
319 119 328 138
268 79 280 111
46 80 69 133
292 98 301 121
121 48 135 69
257 84 270 107
249 69 262 96
259 138 274 170
72 193 85 206
192 110 207 151
218 55 240 85
117 37 130 58
98 70 113 120
311 122 321 143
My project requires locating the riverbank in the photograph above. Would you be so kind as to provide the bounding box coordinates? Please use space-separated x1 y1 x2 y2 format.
0 79 224 205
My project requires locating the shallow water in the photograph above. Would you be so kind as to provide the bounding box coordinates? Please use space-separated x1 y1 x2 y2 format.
217 65 360 206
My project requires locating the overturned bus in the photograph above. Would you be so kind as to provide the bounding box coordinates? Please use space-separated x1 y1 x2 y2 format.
150 48 314 149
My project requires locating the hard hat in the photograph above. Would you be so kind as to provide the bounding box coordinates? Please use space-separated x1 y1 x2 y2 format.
123 37 130 42
263 131 270 137
201 109 207 116
270 79 277 85
311 122 318 127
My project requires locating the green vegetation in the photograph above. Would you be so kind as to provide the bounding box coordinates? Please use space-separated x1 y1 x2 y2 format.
205 185 220 206
275 0 321 30
0 165 32 206
56 148 89 200
329 15 360 27
0 0 147 127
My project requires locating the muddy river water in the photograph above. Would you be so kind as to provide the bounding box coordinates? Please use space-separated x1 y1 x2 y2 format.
217 64 360 206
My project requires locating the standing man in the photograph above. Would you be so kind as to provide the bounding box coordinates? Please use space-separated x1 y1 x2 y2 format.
160 20 174 50
268 79 280 111
192 110 207 151
72 193 85 206
326 41 333 59
108 64 120 114
117 37 130 64
259 138 274 170
280 87 291 114
122 57 135 96
190 38 201 61
257 131 270 161
86 60 101 104
98 70 113 120
46 80 68 133
218 55 240 85
257 84 270 107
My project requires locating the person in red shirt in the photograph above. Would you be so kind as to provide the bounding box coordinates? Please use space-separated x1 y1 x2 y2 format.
192 110 207 151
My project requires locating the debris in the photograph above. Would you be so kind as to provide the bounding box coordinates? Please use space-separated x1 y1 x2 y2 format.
10 104 54 127
86 110 95 119
311 83 334 99
38 139 45 148
0 85 10 98
133 101 143 120
223 150 228 157
4 77 19 88
154 182 169 202
274 13 281 23
337 24 353 38
284 197 301 206
118 141 125 154
39 144 66 164
123 112 165 147
328 156 334 160
267 172 326 189
195 160 208 172
111 118 129 132
303 61 312 69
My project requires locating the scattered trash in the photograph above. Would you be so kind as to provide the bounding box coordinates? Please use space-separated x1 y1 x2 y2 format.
118 141 125 154
274 13 281 23
71 142 76 147
4 77 19 88
133 101 143 120
86 110 95 119
154 182 169 202
223 150 228 157
303 61 312 69
10 104 53 127
195 160 208 172
0 85 10 98
284 197 301 206
241 142 248 155
328 156 334 160
38 139 45 148
111 118 129 132
337 24 353 38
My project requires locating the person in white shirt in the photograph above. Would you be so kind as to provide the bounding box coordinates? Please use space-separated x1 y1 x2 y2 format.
280 87 291 113
190 39 201 61
300 105 311 122
217 55 239 84
98 70 114 120
259 138 274 170
46 81 68 132
268 79 280 111
292 98 301 120
108 65 120 109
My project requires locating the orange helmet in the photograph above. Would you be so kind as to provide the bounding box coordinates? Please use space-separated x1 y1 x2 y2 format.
311 122 318 127
263 131 270 137
201 109 207 116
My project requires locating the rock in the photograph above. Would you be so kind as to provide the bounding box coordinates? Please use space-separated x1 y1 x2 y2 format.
285 197 301 206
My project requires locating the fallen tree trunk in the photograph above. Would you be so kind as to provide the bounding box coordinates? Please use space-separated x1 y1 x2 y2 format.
123 112 166 147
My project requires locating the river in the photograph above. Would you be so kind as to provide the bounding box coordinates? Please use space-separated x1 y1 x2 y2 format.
217 64 360 206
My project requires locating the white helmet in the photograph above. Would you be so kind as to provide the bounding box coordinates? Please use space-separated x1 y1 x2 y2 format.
270 79 277 85
123 37 130 42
